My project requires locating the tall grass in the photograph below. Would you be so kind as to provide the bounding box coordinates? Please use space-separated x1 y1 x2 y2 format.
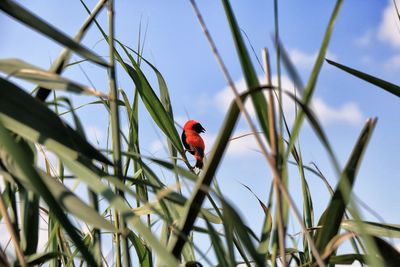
0 0 400 266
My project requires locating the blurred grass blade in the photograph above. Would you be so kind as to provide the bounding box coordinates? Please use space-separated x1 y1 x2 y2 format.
60 156 180 266
314 118 377 259
0 120 97 266
133 202 222 224
342 220 400 238
0 77 111 165
25 252 64 266
329 254 365 265
0 58 105 97
275 38 304 90
168 93 243 257
257 186 273 255
118 42 181 189
372 236 400 266
127 231 152 267
80 0 185 161
285 0 343 161
35 0 107 101
0 0 108 67
327 58 400 98
221 0 270 141
118 61 183 154
205 220 230 267
19 188 39 255
221 199 265 266
38 171 116 231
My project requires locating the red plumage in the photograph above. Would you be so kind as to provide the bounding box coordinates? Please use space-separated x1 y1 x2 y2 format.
181 120 206 169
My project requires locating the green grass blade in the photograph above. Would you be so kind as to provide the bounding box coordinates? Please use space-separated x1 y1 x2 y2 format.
0 77 111 165
372 237 400 266
24 252 64 266
0 59 105 96
60 156 179 266
118 42 182 192
35 0 107 101
342 220 400 238
221 199 265 266
205 220 230 267
168 92 243 257
19 188 39 255
285 0 343 161
0 0 108 67
221 0 270 142
0 121 97 266
38 171 115 231
329 254 365 265
127 231 152 267
327 59 400 98
2 180 20 248
314 118 377 260
257 185 273 256
118 61 183 154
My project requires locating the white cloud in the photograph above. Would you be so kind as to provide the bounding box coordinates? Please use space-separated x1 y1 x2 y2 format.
384 53 400 68
355 30 374 47
312 99 363 125
378 0 400 47
214 75 363 127
203 130 264 158
289 49 337 69
226 130 265 157
360 55 373 65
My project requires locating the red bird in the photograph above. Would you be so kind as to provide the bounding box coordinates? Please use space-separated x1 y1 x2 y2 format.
181 120 206 169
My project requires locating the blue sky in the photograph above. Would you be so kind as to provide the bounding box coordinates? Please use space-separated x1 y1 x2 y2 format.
1 0 400 264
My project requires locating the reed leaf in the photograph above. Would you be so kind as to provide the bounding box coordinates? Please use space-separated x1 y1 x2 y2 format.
0 120 97 266
327 58 400 98
0 77 111 165
0 58 105 97
0 0 108 67
314 118 377 260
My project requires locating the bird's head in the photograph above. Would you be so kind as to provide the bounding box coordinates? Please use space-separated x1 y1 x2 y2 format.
183 120 206 134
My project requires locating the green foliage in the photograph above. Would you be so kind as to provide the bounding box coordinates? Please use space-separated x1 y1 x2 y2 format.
0 0 398 266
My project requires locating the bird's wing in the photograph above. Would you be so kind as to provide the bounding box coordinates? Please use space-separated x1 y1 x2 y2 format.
181 131 194 155
192 145 204 157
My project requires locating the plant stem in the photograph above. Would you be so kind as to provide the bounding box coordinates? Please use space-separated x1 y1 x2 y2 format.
107 1 131 266
0 190 27 267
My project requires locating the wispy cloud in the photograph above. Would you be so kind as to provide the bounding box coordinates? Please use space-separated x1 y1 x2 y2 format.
355 30 374 47
378 0 400 48
384 53 400 69
288 49 337 69
214 75 363 127
312 99 363 125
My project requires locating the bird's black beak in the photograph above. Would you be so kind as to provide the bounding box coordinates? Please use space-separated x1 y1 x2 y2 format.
193 123 206 133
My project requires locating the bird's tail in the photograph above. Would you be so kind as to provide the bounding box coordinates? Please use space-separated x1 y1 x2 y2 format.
195 159 203 169
195 157 203 169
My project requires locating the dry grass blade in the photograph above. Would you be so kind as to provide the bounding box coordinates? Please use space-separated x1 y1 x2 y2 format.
0 193 26 267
